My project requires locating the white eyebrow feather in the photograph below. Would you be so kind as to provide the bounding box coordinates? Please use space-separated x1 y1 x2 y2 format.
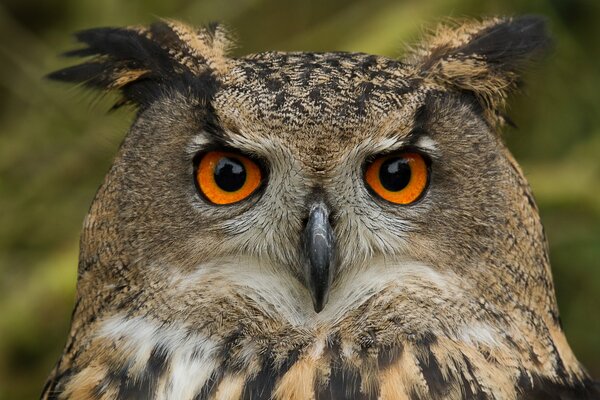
415 135 439 154
364 133 439 157
186 132 213 155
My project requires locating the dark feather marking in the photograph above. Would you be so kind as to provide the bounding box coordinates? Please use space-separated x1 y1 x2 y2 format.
93 344 169 399
205 21 220 41
415 331 437 347
355 81 374 115
241 365 277 400
98 373 124 398
517 369 534 393
41 369 75 400
214 326 303 399
415 345 449 397
319 365 369 400
458 355 488 400
376 343 404 370
115 290 143 312
316 337 371 400
146 344 169 384
116 367 153 400
458 90 488 121
220 326 246 373
274 91 286 108
409 90 438 138
241 347 301 400
195 102 228 144
279 346 302 373
392 83 415 97
408 387 425 400
548 339 570 383
148 22 198 66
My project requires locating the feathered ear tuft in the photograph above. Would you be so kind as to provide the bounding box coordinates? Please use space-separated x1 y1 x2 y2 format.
408 16 552 126
47 21 234 108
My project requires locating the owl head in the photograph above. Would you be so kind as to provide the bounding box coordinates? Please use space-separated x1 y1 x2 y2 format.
45 16 596 399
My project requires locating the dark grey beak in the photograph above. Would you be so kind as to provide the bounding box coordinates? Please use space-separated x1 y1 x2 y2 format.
302 202 335 313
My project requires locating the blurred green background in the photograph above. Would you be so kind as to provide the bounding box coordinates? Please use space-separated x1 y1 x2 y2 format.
0 0 598 398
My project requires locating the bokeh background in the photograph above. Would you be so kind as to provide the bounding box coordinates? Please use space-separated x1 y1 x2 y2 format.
0 0 598 398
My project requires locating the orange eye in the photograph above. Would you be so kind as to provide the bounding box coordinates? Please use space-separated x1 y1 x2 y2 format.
364 152 429 205
196 151 262 205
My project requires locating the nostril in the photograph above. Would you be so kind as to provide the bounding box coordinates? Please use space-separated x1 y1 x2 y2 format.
301 216 309 228
327 211 336 228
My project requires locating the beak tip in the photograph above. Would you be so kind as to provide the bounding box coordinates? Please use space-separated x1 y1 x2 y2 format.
312 297 326 313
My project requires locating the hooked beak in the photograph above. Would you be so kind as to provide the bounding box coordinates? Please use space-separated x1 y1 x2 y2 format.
302 202 335 313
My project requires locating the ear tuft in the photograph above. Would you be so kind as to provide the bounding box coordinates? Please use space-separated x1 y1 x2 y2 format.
408 16 552 127
47 21 234 108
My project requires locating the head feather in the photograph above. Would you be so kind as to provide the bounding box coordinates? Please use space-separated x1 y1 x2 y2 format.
47 21 234 108
407 16 552 127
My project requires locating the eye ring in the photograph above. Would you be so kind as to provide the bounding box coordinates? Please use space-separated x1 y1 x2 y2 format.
364 151 430 205
195 151 263 205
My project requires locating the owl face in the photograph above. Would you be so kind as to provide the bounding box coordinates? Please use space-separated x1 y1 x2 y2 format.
44 17 599 400
97 48 515 320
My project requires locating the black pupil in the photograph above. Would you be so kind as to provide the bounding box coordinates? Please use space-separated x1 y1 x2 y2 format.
379 157 411 191
214 157 246 192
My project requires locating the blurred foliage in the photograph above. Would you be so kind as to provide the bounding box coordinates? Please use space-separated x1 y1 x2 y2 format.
0 0 599 398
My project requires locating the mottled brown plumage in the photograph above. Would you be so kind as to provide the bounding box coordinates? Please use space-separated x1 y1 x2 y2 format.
43 17 598 399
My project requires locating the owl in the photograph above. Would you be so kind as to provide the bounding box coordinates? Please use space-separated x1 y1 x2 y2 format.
42 16 598 400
